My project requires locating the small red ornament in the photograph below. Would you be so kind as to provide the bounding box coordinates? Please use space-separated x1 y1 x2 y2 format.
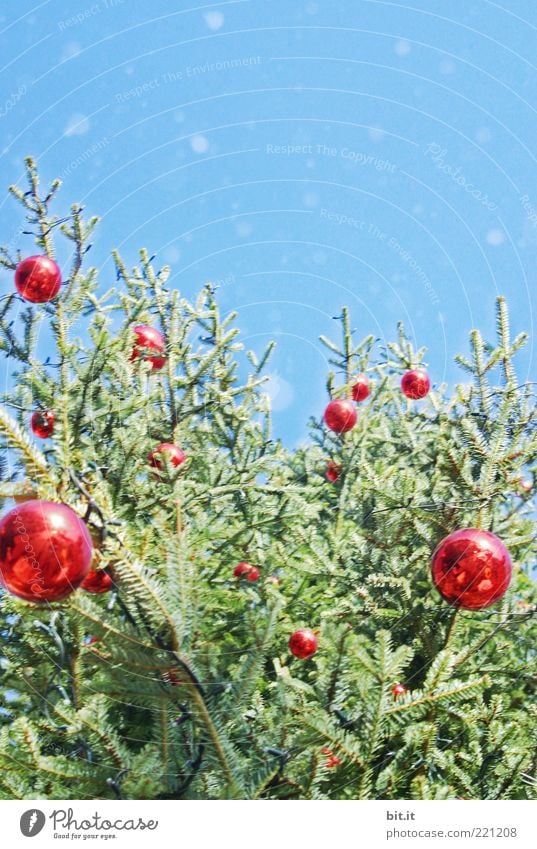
324 399 357 433
14 255 62 303
518 479 532 494
148 442 186 471
233 561 261 582
391 682 407 698
0 500 93 602
30 410 55 439
130 324 166 370
351 375 370 402
321 747 342 768
431 528 512 610
401 369 430 399
80 568 113 594
289 628 318 659
162 668 184 686
326 461 342 482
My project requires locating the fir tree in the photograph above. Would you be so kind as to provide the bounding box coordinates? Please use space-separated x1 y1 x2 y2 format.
0 158 535 800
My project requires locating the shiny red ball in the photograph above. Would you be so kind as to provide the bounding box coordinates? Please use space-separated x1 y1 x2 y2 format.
130 324 166 370
80 568 113 594
14 255 62 303
351 375 370 402
148 442 186 470
0 501 93 603
289 628 318 659
233 561 260 582
30 410 55 439
391 683 407 698
326 461 342 482
401 369 430 399
431 528 512 610
324 399 357 433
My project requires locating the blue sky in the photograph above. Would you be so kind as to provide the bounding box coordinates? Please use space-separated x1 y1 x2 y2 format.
1 0 536 443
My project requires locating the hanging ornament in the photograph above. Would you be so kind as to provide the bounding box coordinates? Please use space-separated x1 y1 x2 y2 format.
30 410 55 439
326 461 342 482
80 568 113 594
0 501 93 602
14 255 62 303
289 628 318 659
401 369 430 399
233 561 260 582
431 528 512 610
518 479 532 495
148 442 186 470
265 575 280 586
130 324 166 370
162 668 184 686
321 747 342 768
351 375 370 402
324 399 357 433
391 682 407 698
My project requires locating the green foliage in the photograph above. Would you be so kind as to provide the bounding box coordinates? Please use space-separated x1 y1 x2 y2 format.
0 159 535 800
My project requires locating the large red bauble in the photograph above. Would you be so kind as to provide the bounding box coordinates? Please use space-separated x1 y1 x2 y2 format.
401 369 430 399
351 375 370 402
289 628 318 659
0 501 93 603
80 568 113 594
15 255 62 303
30 410 55 438
130 324 166 370
324 399 357 433
326 461 342 482
431 528 512 610
233 561 260 582
148 442 186 470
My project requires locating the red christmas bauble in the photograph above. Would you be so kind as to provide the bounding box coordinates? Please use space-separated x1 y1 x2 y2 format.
233 561 260 582
0 500 93 603
289 628 318 659
391 682 407 698
30 410 55 439
431 528 512 610
351 375 370 402
324 399 357 433
148 442 186 470
326 461 342 482
130 324 166 370
401 369 430 399
14 255 62 303
80 568 113 594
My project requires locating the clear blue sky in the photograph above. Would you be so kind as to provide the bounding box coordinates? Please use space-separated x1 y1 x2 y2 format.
1 0 536 443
